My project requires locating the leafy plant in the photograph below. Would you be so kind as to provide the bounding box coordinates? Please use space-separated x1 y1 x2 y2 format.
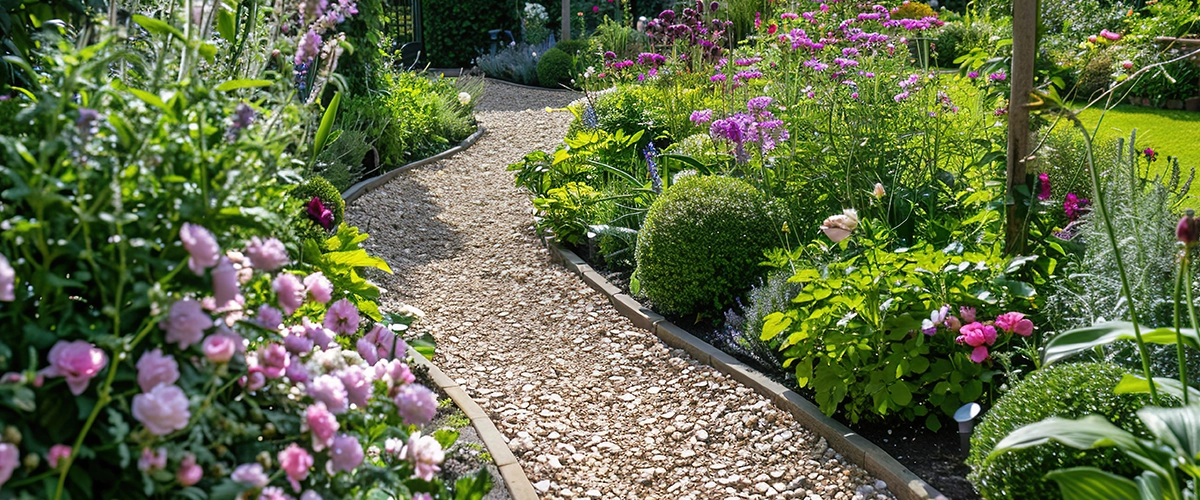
537 47 575 88
533 182 601 245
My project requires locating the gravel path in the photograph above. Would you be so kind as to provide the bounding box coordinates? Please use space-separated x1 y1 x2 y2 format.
346 79 892 500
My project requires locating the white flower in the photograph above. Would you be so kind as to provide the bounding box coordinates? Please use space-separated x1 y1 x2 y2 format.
457 92 471 105
820 208 859 243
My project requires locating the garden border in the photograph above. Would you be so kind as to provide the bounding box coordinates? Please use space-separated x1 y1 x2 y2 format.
408 345 540 500
482 77 579 94
341 127 487 203
544 241 949 500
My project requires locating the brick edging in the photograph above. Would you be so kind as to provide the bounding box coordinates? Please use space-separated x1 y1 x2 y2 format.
341 127 487 204
546 242 950 500
407 346 539 499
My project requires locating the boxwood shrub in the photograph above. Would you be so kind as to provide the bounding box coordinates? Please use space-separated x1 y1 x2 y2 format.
537 47 575 88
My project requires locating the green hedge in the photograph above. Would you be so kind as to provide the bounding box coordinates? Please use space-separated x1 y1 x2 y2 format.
422 0 519 67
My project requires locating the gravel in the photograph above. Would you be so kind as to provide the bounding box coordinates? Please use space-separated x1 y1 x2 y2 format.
346 79 892 500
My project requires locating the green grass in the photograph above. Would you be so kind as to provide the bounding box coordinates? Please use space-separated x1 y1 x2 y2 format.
1068 103 1200 193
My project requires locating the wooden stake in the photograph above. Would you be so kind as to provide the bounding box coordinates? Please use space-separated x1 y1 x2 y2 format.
562 0 571 40
1005 0 1037 255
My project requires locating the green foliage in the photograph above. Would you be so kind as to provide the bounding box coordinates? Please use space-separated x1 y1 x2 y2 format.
635 175 781 316
537 47 575 88
421 0 518 67
968 362 1160 500
891 2 937 20
532 182 601 244
934 20 998 68
289 175 348 236
314 127 372 192
554 38 593 58
591 18 647 59
337 0 388 94
476 41 549 85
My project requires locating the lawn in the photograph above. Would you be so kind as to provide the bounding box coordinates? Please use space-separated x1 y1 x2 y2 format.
1063 103 1200 198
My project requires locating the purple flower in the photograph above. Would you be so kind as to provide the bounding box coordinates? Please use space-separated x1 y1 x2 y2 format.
1144 148 1157 162
211 257 239 307
309 374 349 414
232 463 270 488
337 365 372 407
1064 193 1089 221
967 71 979 79
136 349 179 393
0 254 14 302
295 30 322 65
394 384 438 426
245 236 289 271
746 96 773 113
180 223 221 275
274 273 306 315
257 304 283 331
1037 173 1052 200
644 142 662 194
308 197 334 230
161 299 213 349
690 109 713 124
304 272 334 304
324 298 360 335
326 434 364 474
988 70 1007 82
259 342 290 379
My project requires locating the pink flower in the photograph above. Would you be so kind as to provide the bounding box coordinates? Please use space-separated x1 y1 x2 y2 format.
1121 60 1134 70
375 359 416 389
1037 173 1051 201
959 306 977 323
202 332 240 363
279 443 313 492
284 327 315 355
138 447 168 472
259 486 291 500
309 374 349 414
274 273 306 315
969 345 990 363
820 209 859 243
956 322 997 348
337 365 373 408
242 368 266 392
47 444 72 468
592 5 599 13
304 273 334 304
305 402 340 451
212 257 240 307
324 299 359 335
132 384 191 435
356 324 399 364
245 236 289 271
180 223 221 275
231 463 269 488
0 254 14 302
307 197 334 230
176 453 202 486
0 443 17 488
300 492 323 500
286 355 309 383
326 434 363 474
945 316 962 332
136 349 180 393
42 340 108 395
400 432 445 481
1100 29 1121 41
395 384 437 426
258 305 284 331
161 299 213 349
995 312 1034 336
260 343 291 379
302 317 335 349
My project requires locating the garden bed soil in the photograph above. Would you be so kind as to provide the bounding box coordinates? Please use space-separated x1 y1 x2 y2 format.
417 366 511 499
573 243 981 500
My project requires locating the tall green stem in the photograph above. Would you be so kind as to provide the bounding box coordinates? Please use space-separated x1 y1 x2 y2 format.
1175 254 1190 405
1182 247 1200 401
1069 114 1159 405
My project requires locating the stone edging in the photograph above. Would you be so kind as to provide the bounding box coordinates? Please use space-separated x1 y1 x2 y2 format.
484 77 579 94
341 127 487 203
545 242 949 500
407 345 539 499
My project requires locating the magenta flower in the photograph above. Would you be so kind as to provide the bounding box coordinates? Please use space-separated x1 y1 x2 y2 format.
279 443 313 492
132 384 191 435
401 432 445 481
0 443 17 488
245 236 289 271
274 273 306 315
995 312 1034 336
304 272 334 304
259 343 291 379
969 345 990 363
338 365 373 407
956 322 997 348
211 257 240 307
326 434 364 474
1064 193 1089 222
1144 148 1157 162
690 109 713 124
180 223 221 275
177 454 202 486
305 402 340 451
309 374 349 414
592 5 599 13
1037 173 1051 200
395 384 437 426
47 444 72 468
1100 29 1121 41
135 349 180 393
202 332 239 363
303 317 336 349
231 463 270 488
161 299 213 349
284 328 315 355
42 340 108 395
324 298 360 335
307 197 334 230
0 254 14 302
988 71 1007 82
138 447 168 472
967 71 979 79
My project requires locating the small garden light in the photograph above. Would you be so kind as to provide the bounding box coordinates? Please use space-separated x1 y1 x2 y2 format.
954 402 982 455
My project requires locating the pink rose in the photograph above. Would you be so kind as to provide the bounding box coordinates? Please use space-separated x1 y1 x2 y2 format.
211 257 240 307
325 434 363 474
0 253 15 302
955 322 996 347
304 273 333 304
242 367 266 392
278 443 313 492
259 343 291 379
202 332 239 363
177 453 202 486
161 299 213 349
400 432 444 481
309 374 348 414
0 443 19 488
180 223 221 275
305 402 340 451
337 365 373 408
995 312 1034 337
47 444 72 468
42 340 108 395
324 299 360 335
274 273 306 315
231 463 269 488
136 349 179 393
132 384 191 435
245 236 289 271
138 447 167 472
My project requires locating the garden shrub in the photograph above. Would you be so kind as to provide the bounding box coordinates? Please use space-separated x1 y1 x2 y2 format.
554 37 593 58
290 175 348 231
477 41 550 85
421 0 518 67
934 21 996 68
537 47 575 87
634 175 781 315
314 127 371 191
967 362 1159 500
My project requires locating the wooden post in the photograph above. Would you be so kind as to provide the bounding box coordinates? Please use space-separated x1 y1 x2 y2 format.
1005 0 1037 255
562 0 571 40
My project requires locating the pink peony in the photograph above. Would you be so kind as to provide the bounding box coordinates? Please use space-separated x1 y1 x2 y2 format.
177 453 202 486
400 432 445 481
136 349 179 393
180 223 221 275
0 253 14 302
286 356 309 383
245 237 289 271
302 317 335 349
337 365 373 408
42 340 108 395
161 299 213 349
138 447 168 472
394 384 437 426
257 305 283 331
325 434 363 474
356 324 401 364
309 374 349 414
305 402 340 451
202 332 239 363
47 444 72 468
279 443 313 492
259 343 291 379
211 257 240 307
323 299 360 335
304 273 333 304
995 312 1034 336
242 368 266 392
274 273 306 315
132 384 191 435
969 345 990 363
231 463 269 488
0 443 16 488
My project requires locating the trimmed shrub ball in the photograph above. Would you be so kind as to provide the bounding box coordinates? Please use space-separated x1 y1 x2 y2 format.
635 175 782 316
967 362 1162 499
536 47 574 88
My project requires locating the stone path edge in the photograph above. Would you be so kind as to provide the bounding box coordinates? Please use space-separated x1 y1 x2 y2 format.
482 77 579 94
545 241 950 500
407 345 540 500
342 127 487 204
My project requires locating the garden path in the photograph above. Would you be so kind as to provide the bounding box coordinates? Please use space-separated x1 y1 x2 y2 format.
345 80 891 500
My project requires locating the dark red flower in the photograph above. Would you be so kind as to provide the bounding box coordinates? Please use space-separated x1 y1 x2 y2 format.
307 197 334 230
1179 209 1199 245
